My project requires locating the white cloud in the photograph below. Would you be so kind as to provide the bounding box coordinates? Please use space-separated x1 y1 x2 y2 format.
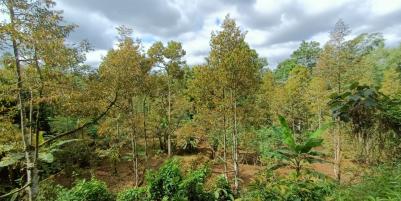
85 49 108 66
55 0 401 68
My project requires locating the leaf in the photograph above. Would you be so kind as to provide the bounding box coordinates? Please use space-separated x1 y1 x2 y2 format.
309 123 331 139
50 139 82 149
350 81 359 90
302 138 323 153
0 144 15 153
39 152 54 163
0 152 24 167
277 116 296 149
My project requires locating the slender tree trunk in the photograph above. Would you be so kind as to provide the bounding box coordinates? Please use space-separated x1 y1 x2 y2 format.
7 2 38 200
130 128 138 186
130 98 138 185
29 89 33 145
333 50 342 182
232 90 239 193
334 121 341 182
143 96 148 160
318 105 322 129
223 89 228 179
167 76 172 156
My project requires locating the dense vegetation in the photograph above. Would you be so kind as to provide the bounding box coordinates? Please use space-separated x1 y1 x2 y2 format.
1 0 401 200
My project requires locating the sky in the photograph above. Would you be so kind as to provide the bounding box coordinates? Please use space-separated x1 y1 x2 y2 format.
55 0 401 68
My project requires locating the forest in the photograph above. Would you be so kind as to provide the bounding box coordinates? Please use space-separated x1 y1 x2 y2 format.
1 0 401 200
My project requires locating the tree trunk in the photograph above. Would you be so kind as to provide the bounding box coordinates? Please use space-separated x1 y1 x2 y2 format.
143 96 148 160
130 128 138 187
232 90 239 193
334 122 341 182
130 98 139 185
167 77 172 156
223 89 228 179
7 2 38 200
29 89 33 145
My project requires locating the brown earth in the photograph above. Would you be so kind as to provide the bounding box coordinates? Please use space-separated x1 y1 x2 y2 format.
53 143 365 192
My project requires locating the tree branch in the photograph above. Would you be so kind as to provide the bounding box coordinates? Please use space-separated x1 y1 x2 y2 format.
39 92 118 147
0 182 30 198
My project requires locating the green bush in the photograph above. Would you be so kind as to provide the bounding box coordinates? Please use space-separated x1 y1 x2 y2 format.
146 158 183 201
213 175 234 201
37 180 65 201
56 179 114 201
178 166 211 201
242 174 334 201
333 164 401 201
116 187 148 201
145 157 212 201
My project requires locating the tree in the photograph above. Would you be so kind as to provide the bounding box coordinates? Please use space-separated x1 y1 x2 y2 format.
274 59 298 83
291 40 322 69
329 83 381 163
283 66 310 134
208 15 263 192
380 67 401 98
0 1 113 199
305 77 329 129
256 70 275 126
98 26 150 185
148 41 186 156
315 19 351 182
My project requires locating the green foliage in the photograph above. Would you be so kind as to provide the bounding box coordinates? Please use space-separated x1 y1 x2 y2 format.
0 152 24 167
380 95 401 135
291 40 322 68
147 158 183 200
271 116 329 176
117 187 148 201
274 59 298 83
141 158 213 200
213 175 234 201
49 116 79 134
254 127 282 163
37 180 65 201
56 179 114 201
333 164 401 201
178 166 211 201
242 174 335 201
329 82 380 127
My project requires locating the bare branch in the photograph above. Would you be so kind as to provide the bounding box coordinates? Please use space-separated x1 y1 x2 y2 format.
0 182 30 198
39 92 118 147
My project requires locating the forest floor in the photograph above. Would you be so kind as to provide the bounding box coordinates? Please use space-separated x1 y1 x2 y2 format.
53 142 365 192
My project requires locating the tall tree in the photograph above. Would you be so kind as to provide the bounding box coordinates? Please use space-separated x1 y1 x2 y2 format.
148 41 186 156
209 15 262 192
0 1 112 199
316 19 351 181
99 26 150 185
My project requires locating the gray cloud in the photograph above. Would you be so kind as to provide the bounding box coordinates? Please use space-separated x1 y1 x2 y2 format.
58 0 203 38
54 0 401 67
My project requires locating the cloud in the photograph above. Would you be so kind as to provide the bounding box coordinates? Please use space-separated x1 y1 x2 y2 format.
54 0 401 68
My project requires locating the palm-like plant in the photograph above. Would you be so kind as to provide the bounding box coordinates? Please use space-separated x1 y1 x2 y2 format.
272 116 330 176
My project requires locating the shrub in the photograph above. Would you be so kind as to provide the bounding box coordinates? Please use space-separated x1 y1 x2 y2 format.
56 179 114 201
145 158 213 201
117 187 148 201
37 180 65 201
333 164 401 201
52 140 96 176
213 175 234 201
146 158 183 201
178 166 211 201
242 173 335 201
